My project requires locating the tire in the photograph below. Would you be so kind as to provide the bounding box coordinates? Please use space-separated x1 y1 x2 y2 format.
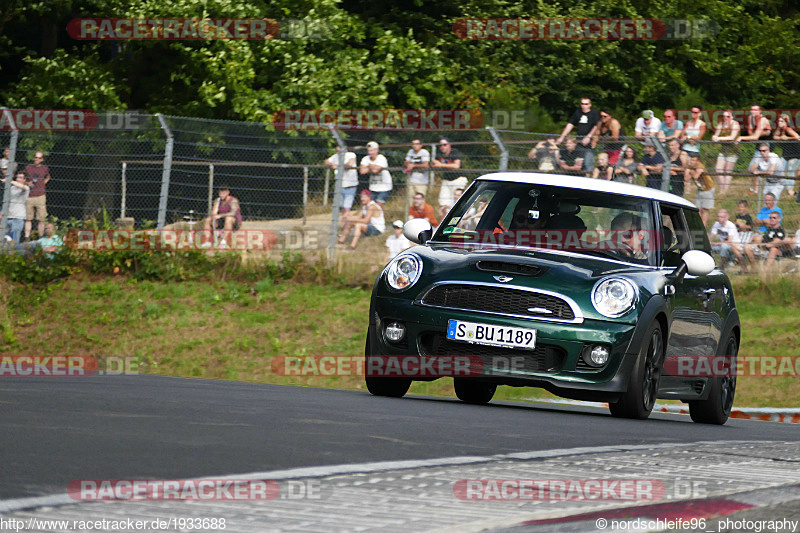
364 334 411 398
609 322 664 420
454 379 496 405
689 334 737 425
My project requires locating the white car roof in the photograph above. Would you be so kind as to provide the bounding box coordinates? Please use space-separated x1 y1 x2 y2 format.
476 172 697 209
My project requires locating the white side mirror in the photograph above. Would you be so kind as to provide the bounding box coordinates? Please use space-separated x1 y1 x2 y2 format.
404 219 433 244
682 250 715 277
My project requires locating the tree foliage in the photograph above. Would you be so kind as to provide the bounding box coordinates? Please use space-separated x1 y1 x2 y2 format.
1 0 799 127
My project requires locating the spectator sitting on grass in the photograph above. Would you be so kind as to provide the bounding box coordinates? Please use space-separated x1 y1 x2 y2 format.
710 209 742 269
408 192 438 227
527 137 559 172
201 184 241 249
558 137 585 175
755 193 782 233
745 211 793 270
734 199 755 247
338 189 385 250
591 152 613 180
385 220 411 262
13 222 63 257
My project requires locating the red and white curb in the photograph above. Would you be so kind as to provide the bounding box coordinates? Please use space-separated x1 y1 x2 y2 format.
528 398 800 423
510 483 800 531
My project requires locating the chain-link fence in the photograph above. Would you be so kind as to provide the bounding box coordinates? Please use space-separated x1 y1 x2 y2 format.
2 109 798 269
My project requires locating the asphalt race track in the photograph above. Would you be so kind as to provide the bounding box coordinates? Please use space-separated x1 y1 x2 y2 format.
2 375 799 502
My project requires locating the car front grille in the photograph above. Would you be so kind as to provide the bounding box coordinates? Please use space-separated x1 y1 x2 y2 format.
419 333 566 374
420 284 576 321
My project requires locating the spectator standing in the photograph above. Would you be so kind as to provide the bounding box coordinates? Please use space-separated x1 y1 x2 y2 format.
432 138 466 220
638 140 664 189
4 171 30 244
612 146 638 183
680 106 707 156
711 109 740 195
666 139 688 197
360 141 392 206
596 110 624 165
634 110 662 141
23 151 50 241
385 220 411 262
710 209 742 268
558 137 585 175
403 138 430 204
324 146 359 219
685 153 715 225
407 192 438 226
556 97 600 172
339 189 385 250
773 114 799 198
738 104 773 195
527 137 559 171
755 192 783 233
749 143 785 200
658 110 684 142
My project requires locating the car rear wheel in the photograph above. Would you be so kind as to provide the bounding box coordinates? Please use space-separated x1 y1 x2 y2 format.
454 379 496 405
364 334 411 398
689 334 737 425
609 322 664 420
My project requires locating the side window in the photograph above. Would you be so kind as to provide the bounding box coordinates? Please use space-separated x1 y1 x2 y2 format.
683 209 713 253
659 204 690 267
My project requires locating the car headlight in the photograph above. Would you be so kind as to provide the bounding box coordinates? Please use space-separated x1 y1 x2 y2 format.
386 254 423 291
591 277 638 318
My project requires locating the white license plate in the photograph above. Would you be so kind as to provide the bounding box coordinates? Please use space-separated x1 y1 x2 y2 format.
447 319 536 349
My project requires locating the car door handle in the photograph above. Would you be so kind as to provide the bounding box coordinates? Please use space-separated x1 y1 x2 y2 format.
703 288 716 295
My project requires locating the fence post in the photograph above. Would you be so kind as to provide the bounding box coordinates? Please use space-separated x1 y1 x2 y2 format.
327 125 346 261
323 167 330 206
120 161 127 218
1 108 19 236
155 113 173 229
207 163 214 215
487 127 509 171
653 138 670 193
303 165 309 225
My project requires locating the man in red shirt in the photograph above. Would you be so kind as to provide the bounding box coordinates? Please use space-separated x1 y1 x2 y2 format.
407 192 438 227
24 151 50 240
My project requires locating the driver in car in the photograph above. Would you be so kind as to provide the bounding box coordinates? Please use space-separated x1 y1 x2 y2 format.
610 212 649 263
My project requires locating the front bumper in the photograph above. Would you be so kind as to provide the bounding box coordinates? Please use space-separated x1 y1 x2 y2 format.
370 295 641 400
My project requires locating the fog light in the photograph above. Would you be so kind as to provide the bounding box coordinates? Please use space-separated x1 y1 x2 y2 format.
590 345 610 366
384 322 406 342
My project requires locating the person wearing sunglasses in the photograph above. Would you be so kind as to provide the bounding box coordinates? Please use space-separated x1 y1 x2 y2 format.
432 138 466 220
745 210 792 270
556 97 600 173
749 143 786 200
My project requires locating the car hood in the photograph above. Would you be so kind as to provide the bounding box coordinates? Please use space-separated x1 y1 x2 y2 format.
391 243 663 323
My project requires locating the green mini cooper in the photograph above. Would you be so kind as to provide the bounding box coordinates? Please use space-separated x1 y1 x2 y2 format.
366 173 739 424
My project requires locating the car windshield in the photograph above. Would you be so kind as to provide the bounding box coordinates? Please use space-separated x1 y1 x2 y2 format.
432 180 658 266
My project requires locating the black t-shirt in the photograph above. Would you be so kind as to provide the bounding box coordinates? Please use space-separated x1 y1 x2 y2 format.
640 152 665 167
763 226 787 243
734 213 754 232
436 147 463 181
569 109 601 137
559 145 585 167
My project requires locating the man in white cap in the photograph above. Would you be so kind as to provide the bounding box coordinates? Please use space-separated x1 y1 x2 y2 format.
635 110 662 141
385 219 411 262
360 141 392 206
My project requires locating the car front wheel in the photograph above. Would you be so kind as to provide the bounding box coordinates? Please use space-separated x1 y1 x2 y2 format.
364 334 411 398
454 379 496 405
689 334 737 425
609 322 664 420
